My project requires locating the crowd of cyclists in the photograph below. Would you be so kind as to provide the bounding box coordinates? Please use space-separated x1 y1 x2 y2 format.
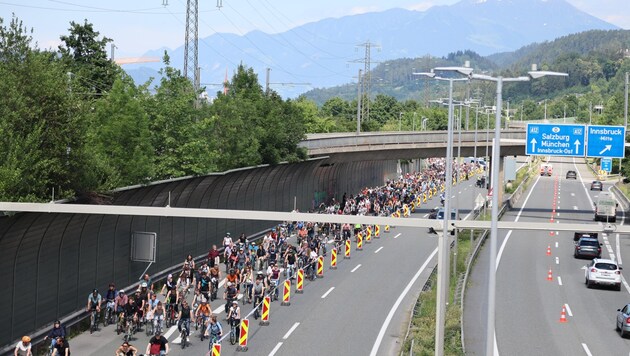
17 157 483 355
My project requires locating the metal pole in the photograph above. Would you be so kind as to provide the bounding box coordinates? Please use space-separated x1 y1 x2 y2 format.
486 110 490 159
356 69 362 135
399 112 403 131
435 78 455 356
486 76 502 356
474 109 479 158
625 72 628 131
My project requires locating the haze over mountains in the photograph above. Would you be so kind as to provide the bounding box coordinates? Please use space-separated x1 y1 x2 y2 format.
125 0 618 97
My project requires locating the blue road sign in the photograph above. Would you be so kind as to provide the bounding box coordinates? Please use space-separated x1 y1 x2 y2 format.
526 123 585 157
586 125 626 158
601 158 612 172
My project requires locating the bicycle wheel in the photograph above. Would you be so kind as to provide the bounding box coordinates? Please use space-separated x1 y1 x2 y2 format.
103 310 109 327
146 321 152 336
230 328 236 345
181 329 187 349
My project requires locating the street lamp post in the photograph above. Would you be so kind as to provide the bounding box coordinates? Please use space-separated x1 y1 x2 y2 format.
415 67 472 356
399 112 403 131
468 67 567 356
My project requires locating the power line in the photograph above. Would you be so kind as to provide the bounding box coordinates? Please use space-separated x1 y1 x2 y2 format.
350 41 380 122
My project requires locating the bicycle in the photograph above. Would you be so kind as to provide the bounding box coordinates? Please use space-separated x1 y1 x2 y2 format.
89 308 100 334
196 314 209 341
165 304 176 328
153 316 164 336
145 316 154 336
103 301 116 326
228 318 239 345
123 317 135 342
180 319 190 349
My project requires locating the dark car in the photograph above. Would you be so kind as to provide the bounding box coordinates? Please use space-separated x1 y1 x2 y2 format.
574 237 602 259
429 208 458 235
591 180 603 191
566 170 577 179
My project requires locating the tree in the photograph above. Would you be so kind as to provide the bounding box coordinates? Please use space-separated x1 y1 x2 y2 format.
58 20 120 96
87 76 154 188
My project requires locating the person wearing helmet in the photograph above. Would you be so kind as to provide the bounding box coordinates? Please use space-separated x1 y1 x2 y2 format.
44 320 66 351
223 281 238 315
14 336 32 356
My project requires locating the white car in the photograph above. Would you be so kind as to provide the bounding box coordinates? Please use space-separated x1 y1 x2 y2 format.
585 258 622 291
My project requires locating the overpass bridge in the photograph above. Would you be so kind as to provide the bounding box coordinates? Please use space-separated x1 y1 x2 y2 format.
299 129 527 162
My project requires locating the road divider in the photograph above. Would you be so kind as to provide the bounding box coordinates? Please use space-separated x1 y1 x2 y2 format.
260 296 270 326
281 281 291 306
330 248 337 269
237 319 249 352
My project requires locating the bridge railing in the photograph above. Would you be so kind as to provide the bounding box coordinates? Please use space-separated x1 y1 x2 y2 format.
299 130 526 150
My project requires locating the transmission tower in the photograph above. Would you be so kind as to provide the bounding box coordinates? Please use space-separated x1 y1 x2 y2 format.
184 0 199 94
350 41 380 122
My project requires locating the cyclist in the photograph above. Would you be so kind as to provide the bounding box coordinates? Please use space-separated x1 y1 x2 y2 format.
208 264 221 301
139 273 154 293
86 288 102 333
284 245 297 281
227 300 241 341
242 265 254 303
252 276 265 319
198 270 211 302
152 302 165 335
160 274 176 296
184 254 196 271
255 243 267 271
104 283 118 324
145 331 169 356
223 282 238 314
207 244 221 268
51 337 70 356
267 262 281 300
226 269 239 291
44 320 66 350
195 299 212 333
177 300 193 342
223 232 233 249
14 336 32 356
164 289 178 325
121 296 139 334
115 341 138 356
204 315 222 347
114 288 128 312
145 293 159 332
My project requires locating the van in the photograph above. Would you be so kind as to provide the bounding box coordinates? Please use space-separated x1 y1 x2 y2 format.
540 164 552 176
594 192 617 222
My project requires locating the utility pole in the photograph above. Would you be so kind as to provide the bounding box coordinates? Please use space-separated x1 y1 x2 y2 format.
110 43 117 61
356 69 362 135
350 41 380 122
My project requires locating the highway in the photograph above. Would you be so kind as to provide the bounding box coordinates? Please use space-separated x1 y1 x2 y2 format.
66 174 486 355
464 157 630 355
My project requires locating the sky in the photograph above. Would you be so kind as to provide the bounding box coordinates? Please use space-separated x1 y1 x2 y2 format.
1 0 629 58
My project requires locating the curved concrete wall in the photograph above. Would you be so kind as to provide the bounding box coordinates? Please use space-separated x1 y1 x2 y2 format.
0 158 399 346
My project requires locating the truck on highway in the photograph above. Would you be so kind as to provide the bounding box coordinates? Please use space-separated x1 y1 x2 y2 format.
594 192 618 222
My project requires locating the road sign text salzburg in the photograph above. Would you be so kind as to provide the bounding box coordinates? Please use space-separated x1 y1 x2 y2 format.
526 123 585 157
586 125 626 158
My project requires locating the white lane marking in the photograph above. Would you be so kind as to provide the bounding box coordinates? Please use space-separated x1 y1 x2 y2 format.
283 322 300 339
452 195 456 198
622 276 630 294
555 241 558 248
558 276 563 286
557 212 560 217
617 234 623 266
321 287 335 299
375 247 384 254
581 343 592 356
351 264 361 273
394 233 401 239
556 257 559 265
494 174 542 356
370 247 438 356
573 206 578 210
423 213 429 218
571 193 575 197
565 303 573 317
269 342 283 356
164 325 177 339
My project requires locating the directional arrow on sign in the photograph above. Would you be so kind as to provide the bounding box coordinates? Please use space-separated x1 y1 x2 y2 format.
530 138 537 152
599 145 612 155
574 139 581 153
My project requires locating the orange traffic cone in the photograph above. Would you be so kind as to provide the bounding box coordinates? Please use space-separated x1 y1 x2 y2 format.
546 245 552 256
559 306 567 323
549 230 555 236
550 216 554 222
547 269 553 281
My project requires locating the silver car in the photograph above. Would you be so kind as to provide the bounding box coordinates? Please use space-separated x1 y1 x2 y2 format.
616 304 630 337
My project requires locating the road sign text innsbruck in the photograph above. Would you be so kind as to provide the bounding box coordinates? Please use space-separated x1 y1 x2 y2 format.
526 123 626 158
585 125 626 158
526 123 585 157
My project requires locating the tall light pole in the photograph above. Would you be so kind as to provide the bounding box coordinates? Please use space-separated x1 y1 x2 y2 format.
414 67 472 356
468 67 567 356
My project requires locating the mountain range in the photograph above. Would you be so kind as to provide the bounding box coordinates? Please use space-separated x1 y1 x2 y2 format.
124 0 618 98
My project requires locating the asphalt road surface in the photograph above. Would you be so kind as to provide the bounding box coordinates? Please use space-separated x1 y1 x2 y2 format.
465 157 630 355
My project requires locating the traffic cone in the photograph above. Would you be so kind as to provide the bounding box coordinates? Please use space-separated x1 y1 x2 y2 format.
549 230 554 237
546 245 552 256
559 306 567 323
550 216 554 222
547 269 553 281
